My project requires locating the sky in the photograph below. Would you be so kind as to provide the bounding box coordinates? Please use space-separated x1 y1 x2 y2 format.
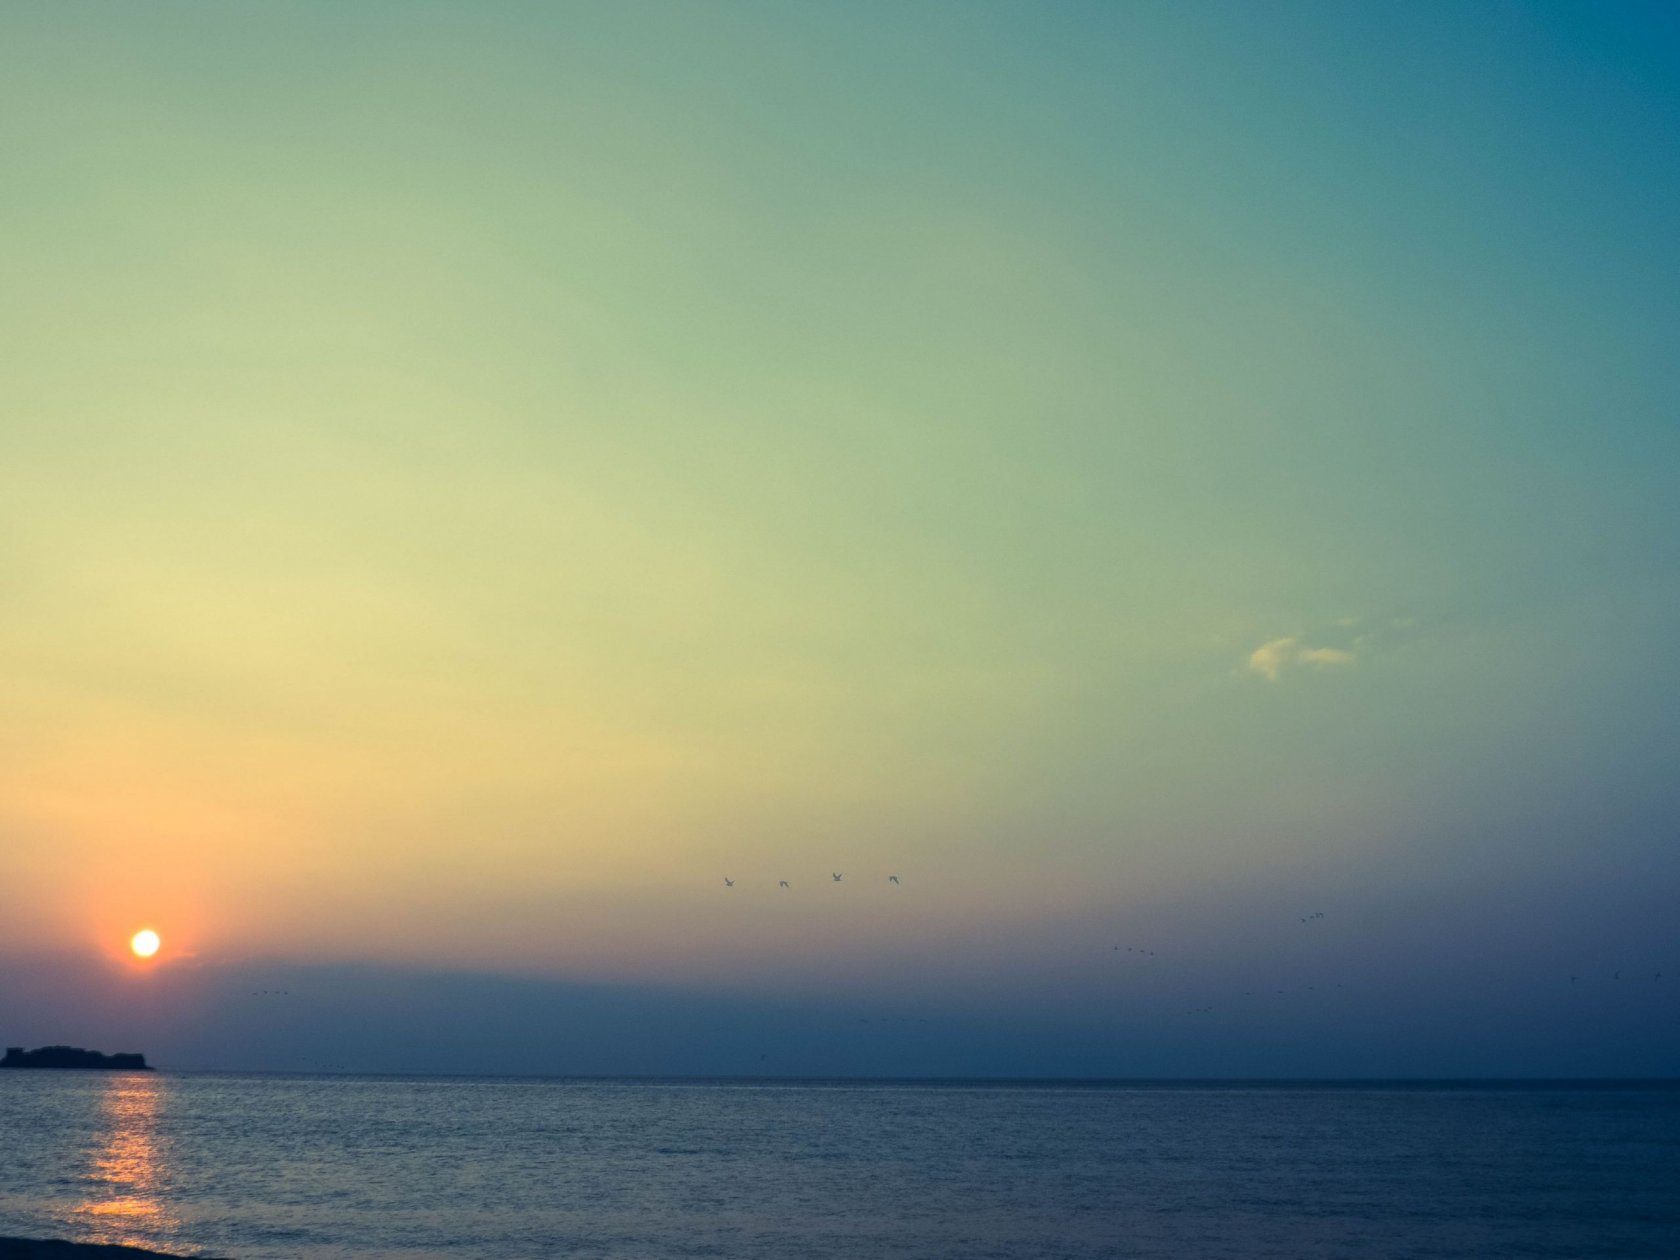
2 1 1677 1076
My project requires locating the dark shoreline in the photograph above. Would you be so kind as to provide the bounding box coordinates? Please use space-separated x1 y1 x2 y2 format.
0 1241 226 1260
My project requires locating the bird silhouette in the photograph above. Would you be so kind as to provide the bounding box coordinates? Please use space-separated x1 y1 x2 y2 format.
832 872 843 882
723 878 734 887
888 875 900 884
779 880 789 888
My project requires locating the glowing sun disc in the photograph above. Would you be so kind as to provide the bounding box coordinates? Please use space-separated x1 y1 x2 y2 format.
130 929 161 959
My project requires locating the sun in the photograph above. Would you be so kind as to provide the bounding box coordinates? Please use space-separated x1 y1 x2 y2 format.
130 929 161 959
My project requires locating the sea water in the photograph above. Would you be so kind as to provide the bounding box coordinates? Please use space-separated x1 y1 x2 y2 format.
1 1074 1677 1259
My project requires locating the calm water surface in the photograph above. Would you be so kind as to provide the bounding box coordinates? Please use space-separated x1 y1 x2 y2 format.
1 1074 1677 1259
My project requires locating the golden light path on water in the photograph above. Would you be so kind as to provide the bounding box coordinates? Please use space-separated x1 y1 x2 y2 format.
70 1072 178 1250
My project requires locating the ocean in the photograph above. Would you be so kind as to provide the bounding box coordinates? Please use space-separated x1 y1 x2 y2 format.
1 1073 1677 1259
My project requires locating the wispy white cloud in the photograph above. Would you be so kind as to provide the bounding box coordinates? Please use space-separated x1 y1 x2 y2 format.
1246 636 1357 681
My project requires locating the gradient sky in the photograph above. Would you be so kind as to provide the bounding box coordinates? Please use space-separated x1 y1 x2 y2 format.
3 1 1678 1075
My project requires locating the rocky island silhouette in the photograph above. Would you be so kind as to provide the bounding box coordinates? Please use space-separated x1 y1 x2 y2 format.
1 1046 151 1071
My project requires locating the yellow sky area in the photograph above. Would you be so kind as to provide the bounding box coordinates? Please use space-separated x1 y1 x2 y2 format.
2 606 1075 976
5 657 1152 985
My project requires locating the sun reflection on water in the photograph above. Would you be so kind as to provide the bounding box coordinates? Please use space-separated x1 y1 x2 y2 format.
72 1072 180 1249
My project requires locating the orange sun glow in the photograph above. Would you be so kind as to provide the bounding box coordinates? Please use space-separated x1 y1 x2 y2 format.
129 929 161 959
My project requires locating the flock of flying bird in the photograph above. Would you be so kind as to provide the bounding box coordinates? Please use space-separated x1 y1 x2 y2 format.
723 874 900 887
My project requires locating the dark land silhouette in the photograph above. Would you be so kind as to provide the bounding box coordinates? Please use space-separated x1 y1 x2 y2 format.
0 1238 225 1259
2 1045 151 1071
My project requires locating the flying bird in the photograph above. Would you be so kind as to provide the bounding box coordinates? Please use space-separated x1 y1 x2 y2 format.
779 881 789 888
724 878 734 887
888 875 900 884
832 873 844 882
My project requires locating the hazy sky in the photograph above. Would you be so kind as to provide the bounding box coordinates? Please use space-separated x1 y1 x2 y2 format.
3 1 1677 1075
